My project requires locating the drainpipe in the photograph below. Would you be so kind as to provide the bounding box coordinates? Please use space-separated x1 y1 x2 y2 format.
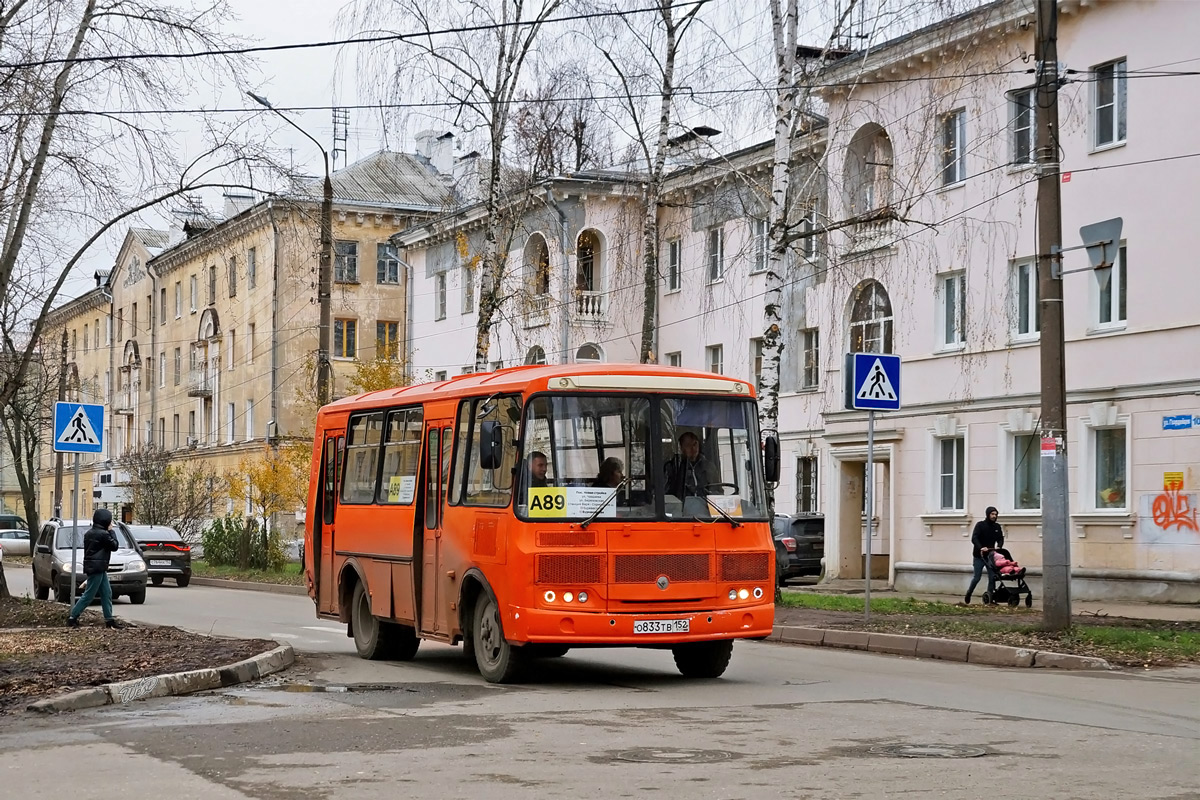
147 264 159 449
545 187 570 363
268 200 281 444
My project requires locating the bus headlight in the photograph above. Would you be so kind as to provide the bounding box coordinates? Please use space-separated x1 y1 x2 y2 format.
563 592 574 603
737 589 749 600
728 589 737 600
578 591 587 603
544 590 556 603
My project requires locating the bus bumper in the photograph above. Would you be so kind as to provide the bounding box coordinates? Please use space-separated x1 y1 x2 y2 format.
504 602 775 645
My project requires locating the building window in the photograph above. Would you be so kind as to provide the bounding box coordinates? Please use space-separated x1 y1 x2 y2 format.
173 414 180 449
848 280 893 354
707 227 725 282
799 200 819 259
802 328 819 389
938 436 965 511
335 241 359 283
941 109 967 185
576 343 602 363
1012 258 1039 339
159 288 166 324
845 123 893 214
228 256 237 297
245 399 254 441
159 352 166 387
666 351 681 368
752 218 767 273
247 323 255 365
434 370 448 382
1095 243 1127 328
189 275 198 312
227 330 236 369
462 265 475 313
1094 426 1127 510
1093 59 1127 149
1009 88 1035 165
94 318 100 349
435 273 447 320
159 417 165 447
938 271 966 348
334 319 357 358
1013 433 1041 510
226 402 235 443
174 282 181 318
377 321 399 360
666 238 681 291
188 410 196 440
117 308 124 340
751 338 763 390
706 344 723 375
82 325 88 353
173 348 181 385
525 234 550 295
131 304 137 334
576 230 599 292
247 247 257 289
524 346 546 365
207 265 216 305
377 243 400 284
796 456 818 514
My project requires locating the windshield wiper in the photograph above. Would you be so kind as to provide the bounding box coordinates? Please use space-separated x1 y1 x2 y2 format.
579 479 629 529
704 496 742 528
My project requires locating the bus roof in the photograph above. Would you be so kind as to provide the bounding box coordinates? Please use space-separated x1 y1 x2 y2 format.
321 363 756 418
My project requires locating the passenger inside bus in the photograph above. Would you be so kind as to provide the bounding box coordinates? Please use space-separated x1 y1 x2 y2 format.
665 431 720 499
594 457 625 488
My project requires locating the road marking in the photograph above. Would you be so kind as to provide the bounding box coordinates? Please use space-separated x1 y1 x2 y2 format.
303 625 345 634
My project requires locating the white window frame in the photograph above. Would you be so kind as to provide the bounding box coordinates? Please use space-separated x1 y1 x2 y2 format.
751 218 768 273
435 273 447 320
1092 58 1127 150
936 271 966 350
335 241 359 284
750 338 763 391
245 399 254 441
927 428 968 513
1008 87 1035 166
189 275 198 313
434 370 448 382
1091 242 1127 333
666 351 681 368
996 416 1042 516
795 455 819 514
246 323 255 365
377 243 400 285
226 402 235 444
666 238 681 292
801 328 819 389
158 352 166 388
247 247 257 289
1079 411 1131 515
706 227 725 283
941 108 967 186
174 282 182 319
462 265 475 314
706 343 723 375
1011 257 1040 341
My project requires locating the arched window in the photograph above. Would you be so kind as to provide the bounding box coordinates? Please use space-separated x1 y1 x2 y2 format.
525 346 547 365
848 280 893 354
575 343 602 363
576 230 600 291
524 234 550 296
844 123 893 216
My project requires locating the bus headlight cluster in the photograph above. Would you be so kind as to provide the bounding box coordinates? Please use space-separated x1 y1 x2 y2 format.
728 587 765 601
544 590 589 604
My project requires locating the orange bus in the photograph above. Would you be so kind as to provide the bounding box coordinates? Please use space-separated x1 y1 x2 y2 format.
304 363 781 682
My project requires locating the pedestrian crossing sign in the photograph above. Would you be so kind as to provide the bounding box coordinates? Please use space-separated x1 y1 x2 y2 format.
845 353 902 411
53 402 105 453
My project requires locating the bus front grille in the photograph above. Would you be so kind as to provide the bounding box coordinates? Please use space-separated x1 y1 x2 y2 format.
718 552 772 582
614 554 710 583
536 554 605 584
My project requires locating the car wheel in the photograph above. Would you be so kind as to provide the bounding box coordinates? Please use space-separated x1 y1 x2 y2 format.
672 640 734 679
129 590 146 605
151 576 164 586
381 621 421 661
176 575 190 588
53 579 72 604
472 594 525 683
33 576 49 601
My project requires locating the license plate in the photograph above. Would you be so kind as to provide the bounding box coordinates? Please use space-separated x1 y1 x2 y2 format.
150 559 172 566
633 618 690 635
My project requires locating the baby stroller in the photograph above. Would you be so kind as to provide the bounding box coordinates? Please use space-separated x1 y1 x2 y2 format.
982 548 1033 608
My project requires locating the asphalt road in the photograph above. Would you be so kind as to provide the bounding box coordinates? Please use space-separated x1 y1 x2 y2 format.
3 567 1199 798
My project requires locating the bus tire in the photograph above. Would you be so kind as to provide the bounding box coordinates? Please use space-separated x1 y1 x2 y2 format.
672 640 734 679
473 594 525 683
351 582 389 660
381 621 421 661
527 644 570 658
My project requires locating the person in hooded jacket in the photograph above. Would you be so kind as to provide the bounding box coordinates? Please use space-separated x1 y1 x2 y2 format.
964 506 1004 605
67 509 122 628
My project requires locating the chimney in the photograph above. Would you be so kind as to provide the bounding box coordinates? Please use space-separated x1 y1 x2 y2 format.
666 126 721 167
223 192 255 219
453 151 483 203
415 129 455 175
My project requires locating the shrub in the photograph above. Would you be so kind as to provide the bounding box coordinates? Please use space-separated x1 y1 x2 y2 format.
201 514 289 571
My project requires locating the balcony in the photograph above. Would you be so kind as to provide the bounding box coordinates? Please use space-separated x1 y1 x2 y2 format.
575 290 606 321
523 294 550 329
187 369 212 398
847 218 896 256
114 387 135 416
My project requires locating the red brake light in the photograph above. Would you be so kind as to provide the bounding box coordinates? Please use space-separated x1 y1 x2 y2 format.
167 543 190 552
781 537 796 552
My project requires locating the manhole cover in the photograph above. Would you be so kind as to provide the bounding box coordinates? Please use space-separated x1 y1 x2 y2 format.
870 744 988 759
615 748 737 764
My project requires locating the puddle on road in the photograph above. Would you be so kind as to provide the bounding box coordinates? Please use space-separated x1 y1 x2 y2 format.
267 682 420 694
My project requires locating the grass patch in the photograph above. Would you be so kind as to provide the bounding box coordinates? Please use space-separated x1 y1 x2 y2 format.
191 560 304 585
1070 625 1200 662
778 592 988 616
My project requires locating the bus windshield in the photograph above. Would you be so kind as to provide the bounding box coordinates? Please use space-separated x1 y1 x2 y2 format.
517 394 768 522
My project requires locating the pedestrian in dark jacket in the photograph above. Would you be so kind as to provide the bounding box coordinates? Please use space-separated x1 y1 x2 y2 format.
964 506 1004 604
67 509 121 628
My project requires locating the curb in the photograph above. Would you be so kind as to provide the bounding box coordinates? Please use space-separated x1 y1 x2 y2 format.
26 642 296 713
768 625 1112 671
188 577 308 595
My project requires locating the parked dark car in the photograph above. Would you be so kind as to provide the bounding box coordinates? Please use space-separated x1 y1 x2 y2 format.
121 523 192 587
772 514 824 586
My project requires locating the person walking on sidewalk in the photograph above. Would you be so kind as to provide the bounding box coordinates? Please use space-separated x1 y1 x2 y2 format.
66 509 122 628
964 506 1004 605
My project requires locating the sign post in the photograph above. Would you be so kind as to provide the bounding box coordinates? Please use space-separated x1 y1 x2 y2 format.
53 402 105 607
845 353 902 623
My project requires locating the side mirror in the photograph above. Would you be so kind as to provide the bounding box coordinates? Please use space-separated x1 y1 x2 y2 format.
479 420 503 470
763 434 781 484
36 544 51 554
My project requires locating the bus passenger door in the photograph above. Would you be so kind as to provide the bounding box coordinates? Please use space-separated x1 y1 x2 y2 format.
419 424 452 636
317 434 342 616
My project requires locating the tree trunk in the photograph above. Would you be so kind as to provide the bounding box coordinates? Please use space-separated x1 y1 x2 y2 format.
238 518 251 570
0 562 10 600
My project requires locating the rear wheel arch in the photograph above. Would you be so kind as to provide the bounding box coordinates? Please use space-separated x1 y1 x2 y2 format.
337 559 368 625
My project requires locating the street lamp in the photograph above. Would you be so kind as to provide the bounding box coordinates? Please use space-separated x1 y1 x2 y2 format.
247 91 334 407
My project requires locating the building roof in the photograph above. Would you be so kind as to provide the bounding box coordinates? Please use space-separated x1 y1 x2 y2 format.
295 150 454 211
129 227 171 253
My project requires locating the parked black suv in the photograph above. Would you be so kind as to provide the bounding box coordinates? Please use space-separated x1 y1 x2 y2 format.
772 514 824 586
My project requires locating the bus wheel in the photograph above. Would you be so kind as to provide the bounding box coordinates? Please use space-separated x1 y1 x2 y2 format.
672 640 734 679
473 595 525 683
381 621 421 661
527 644 570 658
351 582 388 660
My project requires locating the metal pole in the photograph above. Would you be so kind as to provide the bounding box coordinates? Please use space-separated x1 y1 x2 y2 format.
1035 0 1071 631
865 410 874 623
53 330 67 518
69 454 80 607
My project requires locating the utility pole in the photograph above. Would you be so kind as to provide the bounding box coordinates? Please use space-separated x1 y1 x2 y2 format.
1035 0 1071 631
53 329 67 519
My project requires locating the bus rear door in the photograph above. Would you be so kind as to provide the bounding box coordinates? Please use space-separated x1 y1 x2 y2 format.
418 420 454 637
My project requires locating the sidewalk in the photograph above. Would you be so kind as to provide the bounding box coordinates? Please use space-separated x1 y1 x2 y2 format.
785 579 1200 623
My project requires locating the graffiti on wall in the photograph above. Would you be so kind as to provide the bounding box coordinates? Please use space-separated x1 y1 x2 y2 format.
1151 474 1197 532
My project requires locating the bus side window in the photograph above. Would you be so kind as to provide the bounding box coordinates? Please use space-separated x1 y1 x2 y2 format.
322 438 337 525
425 429 441 530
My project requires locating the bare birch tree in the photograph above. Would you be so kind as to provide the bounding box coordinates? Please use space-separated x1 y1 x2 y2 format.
344 0 563 372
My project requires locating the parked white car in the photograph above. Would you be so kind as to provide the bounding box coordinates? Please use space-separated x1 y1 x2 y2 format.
0 528 31 556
